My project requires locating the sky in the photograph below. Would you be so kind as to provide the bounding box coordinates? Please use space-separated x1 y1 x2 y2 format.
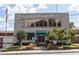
0 4 79 31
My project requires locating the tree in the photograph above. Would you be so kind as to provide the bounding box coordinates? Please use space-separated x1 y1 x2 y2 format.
70 22 75 28
66 29 75 40
46 28 57 40
46 28 65 45
15 30 27 46
46 28 75 45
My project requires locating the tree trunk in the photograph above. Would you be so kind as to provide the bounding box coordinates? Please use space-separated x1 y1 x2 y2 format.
19 40 22 46
20 41 22 47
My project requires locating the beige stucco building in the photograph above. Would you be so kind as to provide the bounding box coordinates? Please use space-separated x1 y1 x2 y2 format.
14 13 69 45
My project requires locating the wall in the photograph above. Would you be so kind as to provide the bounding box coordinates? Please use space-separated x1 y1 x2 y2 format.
14 13 69 32
0 36 17 48
71 29 79 43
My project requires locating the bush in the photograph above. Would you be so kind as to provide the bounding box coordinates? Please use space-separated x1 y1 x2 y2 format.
26 43 36 50
13 42 30 45
47 43 54 50
19 43 36 50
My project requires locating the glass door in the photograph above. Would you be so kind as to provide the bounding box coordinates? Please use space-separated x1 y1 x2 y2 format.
38 36 45 43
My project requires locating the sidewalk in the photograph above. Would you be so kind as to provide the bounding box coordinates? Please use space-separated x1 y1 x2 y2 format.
1 49 79 55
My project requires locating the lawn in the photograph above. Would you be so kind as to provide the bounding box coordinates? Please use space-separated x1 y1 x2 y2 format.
63 43 79 49
2 45 21 52
2 43 79 52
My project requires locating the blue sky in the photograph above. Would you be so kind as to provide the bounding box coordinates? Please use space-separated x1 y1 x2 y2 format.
0 4 79 31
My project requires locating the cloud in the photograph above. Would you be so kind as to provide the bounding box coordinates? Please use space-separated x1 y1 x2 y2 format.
37 4 48 9
74 23 79 27
0 4 49 31
29 7 41 13
0 17 6 31
70 19 79 27
3 4 48 22
0 16 14 31
68 4 79 11
0 4 5 7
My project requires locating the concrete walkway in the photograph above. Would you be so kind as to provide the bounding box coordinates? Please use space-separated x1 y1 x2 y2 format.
1 49 79 55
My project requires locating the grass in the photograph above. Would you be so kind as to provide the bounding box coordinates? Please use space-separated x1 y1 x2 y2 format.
47 43 79 50
1 45 27 52
2 43 79 52
63 44 79 49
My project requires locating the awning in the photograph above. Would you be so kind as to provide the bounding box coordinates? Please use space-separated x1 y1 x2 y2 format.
36 32 46 36
27 32 35 37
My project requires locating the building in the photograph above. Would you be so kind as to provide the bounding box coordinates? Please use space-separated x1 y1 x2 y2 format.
71 28 79 43
0 32 16 48
14 13 70 45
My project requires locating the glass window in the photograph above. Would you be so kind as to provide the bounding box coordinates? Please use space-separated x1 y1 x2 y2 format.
36 20 47 27
49 18 56 27
27 33 35 40
58 20 61 27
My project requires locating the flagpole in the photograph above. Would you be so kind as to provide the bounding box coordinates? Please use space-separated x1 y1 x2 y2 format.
5 8 8 39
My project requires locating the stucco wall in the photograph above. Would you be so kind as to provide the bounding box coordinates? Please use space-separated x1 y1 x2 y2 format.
71 29 79 43
14 13 69 32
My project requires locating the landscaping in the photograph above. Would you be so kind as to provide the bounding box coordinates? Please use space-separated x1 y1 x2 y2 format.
63 44 79 49
1 43 36 52
1 28 77 51
2 43 79 52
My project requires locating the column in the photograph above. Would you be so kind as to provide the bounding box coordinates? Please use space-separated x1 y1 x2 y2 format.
34 20 36 27
56 19 59 27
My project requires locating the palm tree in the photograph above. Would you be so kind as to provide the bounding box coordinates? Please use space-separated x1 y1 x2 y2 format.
15 30 27 46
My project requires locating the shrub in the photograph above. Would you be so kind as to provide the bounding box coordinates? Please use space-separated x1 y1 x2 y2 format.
47 43 53 49
26 43 36 50
13 42 30 45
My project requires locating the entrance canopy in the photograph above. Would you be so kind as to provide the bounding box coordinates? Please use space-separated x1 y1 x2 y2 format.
27 32 35 37
36 32 46 36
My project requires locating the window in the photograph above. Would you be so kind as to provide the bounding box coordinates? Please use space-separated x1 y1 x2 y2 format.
58 20 61 27
36 20 47 27
27 33 35 40
31 23 34 27
49 18 56 27
25 19 47 27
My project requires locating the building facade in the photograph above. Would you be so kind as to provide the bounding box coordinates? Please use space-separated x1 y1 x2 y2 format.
14 13 69 45
0 32 16 48
71 28 79 43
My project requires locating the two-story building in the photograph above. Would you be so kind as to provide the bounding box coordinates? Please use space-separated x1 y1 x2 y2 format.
14 13 70 45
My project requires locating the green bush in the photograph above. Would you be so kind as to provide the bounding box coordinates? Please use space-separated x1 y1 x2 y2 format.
46 28 75 45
